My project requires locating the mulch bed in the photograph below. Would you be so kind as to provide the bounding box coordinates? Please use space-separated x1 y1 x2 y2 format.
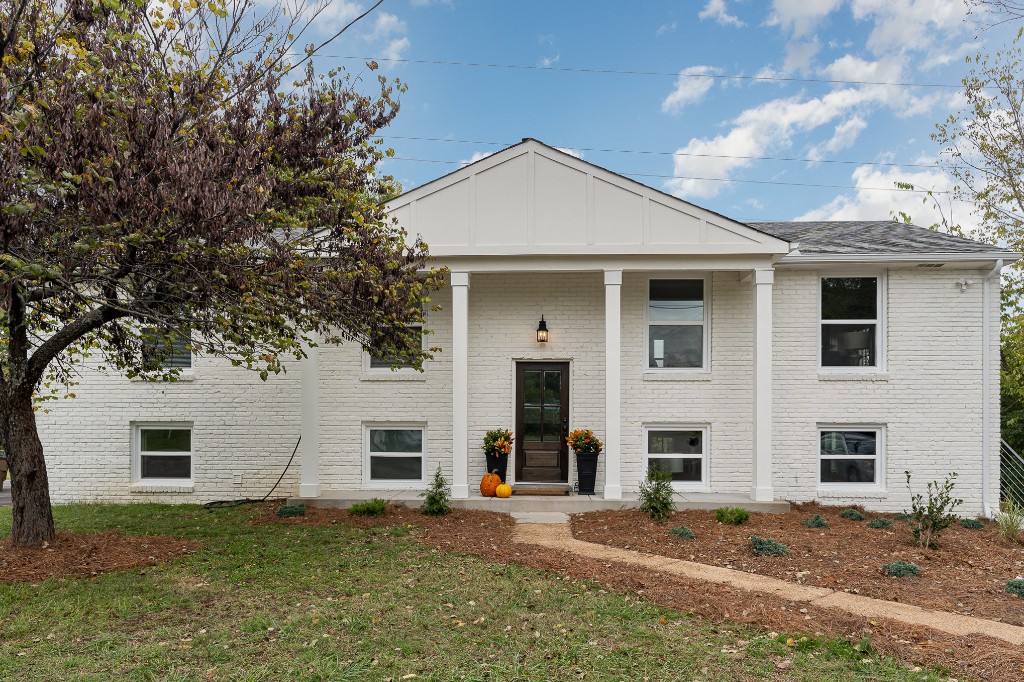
259 502 1024 681
0 532 200 584
571 503 1024 627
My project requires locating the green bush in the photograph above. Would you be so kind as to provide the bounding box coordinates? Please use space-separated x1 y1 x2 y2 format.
1006 578 1024 597
839 508 865 521
997 499 1024 544
801 514 828 528
669 526 696 540
904 471 963 549
750 535 789 556
716 507 750 525
276 503 305 518
867 518 893 529
421 466 452 516
349 498 388 517
639 465 676 521
960 518 985 530
894 512 912 522
881 560 920 578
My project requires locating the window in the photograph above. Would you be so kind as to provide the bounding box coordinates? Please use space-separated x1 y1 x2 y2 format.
135 424 193 483
365 425 425 484
820 277 880 369
819 427 882 486
647 279 707 370
644 426 707 487
142 328 192 370
367 326 424 371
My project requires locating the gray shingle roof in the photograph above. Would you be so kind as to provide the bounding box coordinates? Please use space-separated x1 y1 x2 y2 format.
750 220 1012 256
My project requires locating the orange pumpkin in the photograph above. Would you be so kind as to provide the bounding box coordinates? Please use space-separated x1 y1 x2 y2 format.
480 471 502 497
495 483 512 499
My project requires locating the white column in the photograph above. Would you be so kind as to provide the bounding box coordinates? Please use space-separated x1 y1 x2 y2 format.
299 332 321 498
451 271 470 499
752 269 774 501
603 269 623 500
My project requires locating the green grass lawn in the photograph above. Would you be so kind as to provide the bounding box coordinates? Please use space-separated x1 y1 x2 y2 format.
0 504 947 681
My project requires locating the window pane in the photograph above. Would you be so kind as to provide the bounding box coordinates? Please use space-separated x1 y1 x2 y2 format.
523 407 542 441
820 431 877 456
369 429 423 453
543 371 561 405
370 456 422 480
820 458 876 484
142 328 192 369
822 277 877 320
649 458 702 482
523 371 542 404
649 325 703 368
649 280 704 322
369 327 422 369
542 406 561 442
141 454 191 479
647 430 703 454
821 324 876 367
141 428 191 452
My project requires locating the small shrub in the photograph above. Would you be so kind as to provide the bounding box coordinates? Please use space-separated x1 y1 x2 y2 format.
751 535 789 556
801 514 828 528
867 518 893 529
639 466 675 521
421 466 452 516
1006 578 1024 597
669 526 696 540
716 507 750 525
904 471 963 549
276 503 305 518
881 560 921 578
997 499 1024 544
960 518 985 530
349 498 388 517
894 512 912 522
839 508 865 521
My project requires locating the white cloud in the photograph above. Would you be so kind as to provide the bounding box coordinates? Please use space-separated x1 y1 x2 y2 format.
657 21 678 36
369 11 407 40
540 54 560 68
809 116 868 159
784 38 820 73
460 150 495 167
699 0 745 27
555 147 584 159
849 0 966 58
382 37 410 60
312 1 364 34
661 66 721 114
767 0 842 37
411 0 452 6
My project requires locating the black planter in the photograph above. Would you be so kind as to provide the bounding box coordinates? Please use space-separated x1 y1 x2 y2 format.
485 453 509 483
575 452 599 495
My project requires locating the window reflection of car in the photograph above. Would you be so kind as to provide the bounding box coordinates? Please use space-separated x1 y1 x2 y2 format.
820 432 876 483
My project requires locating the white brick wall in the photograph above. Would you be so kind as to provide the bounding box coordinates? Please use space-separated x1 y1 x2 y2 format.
35 265 1001 513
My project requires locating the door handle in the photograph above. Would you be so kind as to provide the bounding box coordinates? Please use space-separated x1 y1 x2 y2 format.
562 418 569 437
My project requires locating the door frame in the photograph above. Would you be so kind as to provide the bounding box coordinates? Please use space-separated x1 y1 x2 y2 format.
513 360 571 484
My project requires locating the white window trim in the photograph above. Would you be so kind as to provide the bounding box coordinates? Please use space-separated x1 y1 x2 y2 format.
818 272 886 373
642 424 710 491
817 424 885 493
363 422 427 488
361 324 427 375
133 422 194 486
643 274 711 374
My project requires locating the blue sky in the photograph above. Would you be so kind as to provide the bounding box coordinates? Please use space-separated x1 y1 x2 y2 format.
303 0 1017 226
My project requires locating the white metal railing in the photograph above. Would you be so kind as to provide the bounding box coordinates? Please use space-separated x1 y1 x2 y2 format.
1001 439 1024 507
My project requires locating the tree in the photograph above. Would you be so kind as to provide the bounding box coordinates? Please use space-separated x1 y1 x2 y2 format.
0 0 442 546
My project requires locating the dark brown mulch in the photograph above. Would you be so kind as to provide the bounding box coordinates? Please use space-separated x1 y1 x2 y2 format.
0 532 200 583
258 503 1024 681
571 503 1024 628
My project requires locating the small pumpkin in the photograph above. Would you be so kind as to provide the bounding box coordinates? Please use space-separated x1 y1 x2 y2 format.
495 483 512 499
480 471 502 497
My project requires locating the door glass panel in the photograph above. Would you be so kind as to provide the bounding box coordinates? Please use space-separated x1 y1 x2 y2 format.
524 371 542 404
524 407 542 441
543 371 561 405
542 406 561 442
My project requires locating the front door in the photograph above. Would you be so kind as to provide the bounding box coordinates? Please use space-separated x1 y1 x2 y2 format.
515 362 570 483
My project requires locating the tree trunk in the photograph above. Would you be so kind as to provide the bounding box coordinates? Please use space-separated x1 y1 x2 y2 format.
4 389 55 547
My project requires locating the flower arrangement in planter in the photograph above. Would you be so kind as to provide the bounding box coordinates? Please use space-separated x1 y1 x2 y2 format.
482 428 514 483
566 428 603 495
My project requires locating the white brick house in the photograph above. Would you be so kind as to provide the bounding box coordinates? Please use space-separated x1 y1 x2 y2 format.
36 139 1019 515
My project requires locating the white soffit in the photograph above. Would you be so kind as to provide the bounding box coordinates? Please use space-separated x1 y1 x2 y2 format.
386 139 790 257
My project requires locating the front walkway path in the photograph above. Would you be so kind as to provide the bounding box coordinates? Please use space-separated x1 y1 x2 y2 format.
514 522 1024 647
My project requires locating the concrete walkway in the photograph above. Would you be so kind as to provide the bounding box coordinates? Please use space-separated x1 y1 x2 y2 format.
514 523 1024 647
0 488 9 507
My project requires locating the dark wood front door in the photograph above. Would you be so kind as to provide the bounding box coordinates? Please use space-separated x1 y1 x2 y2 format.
515 362 570 483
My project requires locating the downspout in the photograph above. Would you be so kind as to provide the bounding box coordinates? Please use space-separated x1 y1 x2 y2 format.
982 258 1003 518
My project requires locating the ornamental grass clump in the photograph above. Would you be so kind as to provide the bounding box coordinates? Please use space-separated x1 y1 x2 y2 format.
639 466 675 521
960 518 985 530
669 526 696 540
1006 578 1024 597
881 560 921 578
997 499 1024 544
904 471 963 549
801 514 828 529
421 466 452 516
867 518 894 529
349 498 388 517
750 536 789 557
839 508 865 521
276 503 305 518
716 507 750 525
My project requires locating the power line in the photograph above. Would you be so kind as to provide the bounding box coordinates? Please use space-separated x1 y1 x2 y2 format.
380 134 944 170
386 156 951 194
